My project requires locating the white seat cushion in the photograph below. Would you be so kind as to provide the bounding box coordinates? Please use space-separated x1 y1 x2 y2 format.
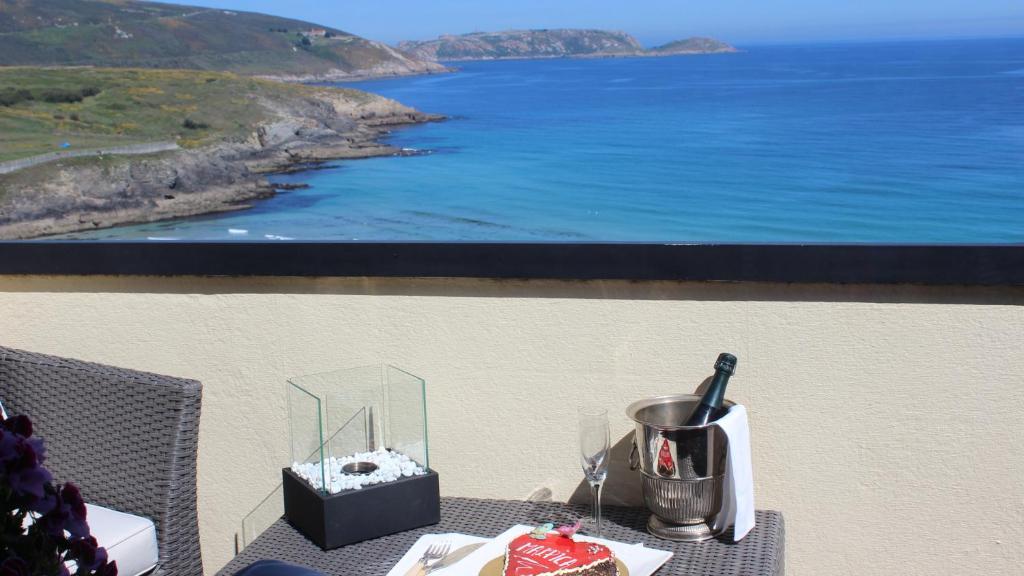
84 504 159 576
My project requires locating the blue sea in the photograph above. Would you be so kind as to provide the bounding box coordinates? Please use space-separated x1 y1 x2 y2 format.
67 39 1024 242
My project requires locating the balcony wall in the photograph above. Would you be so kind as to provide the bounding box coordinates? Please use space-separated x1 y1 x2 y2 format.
0 275 1021 576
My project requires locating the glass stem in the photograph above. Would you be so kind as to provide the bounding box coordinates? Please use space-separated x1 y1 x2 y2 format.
590 481 603 537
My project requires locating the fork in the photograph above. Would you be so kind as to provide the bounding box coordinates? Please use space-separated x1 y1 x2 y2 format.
406 540 451 576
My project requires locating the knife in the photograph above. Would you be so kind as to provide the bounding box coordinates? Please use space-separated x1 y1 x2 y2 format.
403 557 426 576
425 542 486 574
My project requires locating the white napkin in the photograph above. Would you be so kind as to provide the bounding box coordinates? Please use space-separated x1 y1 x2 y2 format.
386 533 490 576
714 404 756 541
454 526 672 576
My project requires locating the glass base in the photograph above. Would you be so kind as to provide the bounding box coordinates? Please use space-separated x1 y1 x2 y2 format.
647 514 725 542
578 516 603 537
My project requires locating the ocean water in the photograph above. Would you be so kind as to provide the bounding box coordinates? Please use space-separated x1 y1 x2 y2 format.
67 39 1024 242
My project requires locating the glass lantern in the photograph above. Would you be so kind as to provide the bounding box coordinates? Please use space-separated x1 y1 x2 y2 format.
286 365 429 495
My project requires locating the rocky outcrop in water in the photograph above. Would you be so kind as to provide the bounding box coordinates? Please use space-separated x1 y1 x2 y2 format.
398 29 736 61
648 37 737 55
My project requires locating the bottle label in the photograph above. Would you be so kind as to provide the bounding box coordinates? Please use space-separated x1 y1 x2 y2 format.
656 438 676 477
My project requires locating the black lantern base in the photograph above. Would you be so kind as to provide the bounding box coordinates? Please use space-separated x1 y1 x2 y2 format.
282 467 441 550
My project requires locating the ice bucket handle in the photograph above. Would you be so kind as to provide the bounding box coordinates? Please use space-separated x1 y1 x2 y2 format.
629 436 640 471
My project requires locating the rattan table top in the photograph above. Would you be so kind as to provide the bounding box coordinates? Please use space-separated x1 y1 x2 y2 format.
217 497 784 576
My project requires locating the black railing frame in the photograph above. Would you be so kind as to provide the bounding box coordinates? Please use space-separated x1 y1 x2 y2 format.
0 242 1021 285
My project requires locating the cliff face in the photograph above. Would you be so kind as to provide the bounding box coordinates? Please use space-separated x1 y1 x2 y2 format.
399 29 644 61
0 0 447 80
399 29 736 62
0 86 442 239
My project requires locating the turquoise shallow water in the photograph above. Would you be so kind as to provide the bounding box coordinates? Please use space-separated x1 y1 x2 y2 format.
67 38 1024 242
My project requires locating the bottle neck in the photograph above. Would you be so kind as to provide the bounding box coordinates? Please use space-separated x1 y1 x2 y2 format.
701 369 731 408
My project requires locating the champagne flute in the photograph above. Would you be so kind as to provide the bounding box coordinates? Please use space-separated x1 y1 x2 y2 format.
578 408 610 537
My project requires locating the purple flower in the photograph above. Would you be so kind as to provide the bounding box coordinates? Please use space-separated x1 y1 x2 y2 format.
61 483 90 538
36 490 68 538
31 484 59 515
27 435 46 464
6 443 52 500
0 428 18 464
0 558 30 576
2 414 32 437
94 562 118 576
0 413 114 576
68 536 109 572
36 483 90 539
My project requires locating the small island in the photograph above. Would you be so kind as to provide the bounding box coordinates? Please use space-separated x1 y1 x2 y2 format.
647 37 739 55
398 29 737 61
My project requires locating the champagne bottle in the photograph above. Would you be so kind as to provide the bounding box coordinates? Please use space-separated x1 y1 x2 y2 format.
683 353 737 426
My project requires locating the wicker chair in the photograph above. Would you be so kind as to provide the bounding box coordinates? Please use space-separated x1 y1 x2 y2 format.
0 346 203 576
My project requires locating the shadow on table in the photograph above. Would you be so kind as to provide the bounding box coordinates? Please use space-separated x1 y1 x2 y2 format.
560 433 648 533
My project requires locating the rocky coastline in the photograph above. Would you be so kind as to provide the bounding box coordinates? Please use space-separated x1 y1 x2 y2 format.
0 91 442 239
259 65 451 85
256 43 453 84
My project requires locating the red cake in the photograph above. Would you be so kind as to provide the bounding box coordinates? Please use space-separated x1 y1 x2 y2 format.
502 530 618 576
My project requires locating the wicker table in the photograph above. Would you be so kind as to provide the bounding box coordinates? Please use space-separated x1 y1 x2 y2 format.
218 498 783 576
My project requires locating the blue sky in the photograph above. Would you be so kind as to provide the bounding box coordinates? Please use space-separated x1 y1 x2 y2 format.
169 0 1024 46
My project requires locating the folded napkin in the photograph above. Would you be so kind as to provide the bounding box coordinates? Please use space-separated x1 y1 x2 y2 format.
386 533 489 576
715 404 756 541
455 526 672 576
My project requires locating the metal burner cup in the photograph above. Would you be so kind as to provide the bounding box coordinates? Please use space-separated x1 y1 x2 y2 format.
341 462 378 475
626 394 733 541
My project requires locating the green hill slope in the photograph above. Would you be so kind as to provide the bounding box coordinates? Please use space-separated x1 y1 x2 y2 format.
0 0 446 80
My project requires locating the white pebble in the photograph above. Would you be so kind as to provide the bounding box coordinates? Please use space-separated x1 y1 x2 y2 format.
291 449 427 494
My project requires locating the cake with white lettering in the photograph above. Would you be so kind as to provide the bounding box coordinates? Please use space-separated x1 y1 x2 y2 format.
502 526 618 576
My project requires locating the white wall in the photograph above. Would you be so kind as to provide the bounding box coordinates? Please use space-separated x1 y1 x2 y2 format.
1 276 1021 576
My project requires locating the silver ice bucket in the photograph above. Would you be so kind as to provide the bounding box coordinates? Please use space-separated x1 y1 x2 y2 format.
626 394 732 541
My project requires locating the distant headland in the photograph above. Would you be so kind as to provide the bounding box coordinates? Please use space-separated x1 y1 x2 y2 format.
398 29 737 62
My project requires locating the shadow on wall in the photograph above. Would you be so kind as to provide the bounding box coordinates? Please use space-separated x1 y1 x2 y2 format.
568 433 643 508
0 275 1019 306
567 376 713 508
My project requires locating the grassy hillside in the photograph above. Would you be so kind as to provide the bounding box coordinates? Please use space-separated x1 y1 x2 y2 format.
0 0 441 78
0 67 373 162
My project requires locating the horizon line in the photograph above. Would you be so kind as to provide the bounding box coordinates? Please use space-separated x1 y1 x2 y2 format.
386 31 1024 49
